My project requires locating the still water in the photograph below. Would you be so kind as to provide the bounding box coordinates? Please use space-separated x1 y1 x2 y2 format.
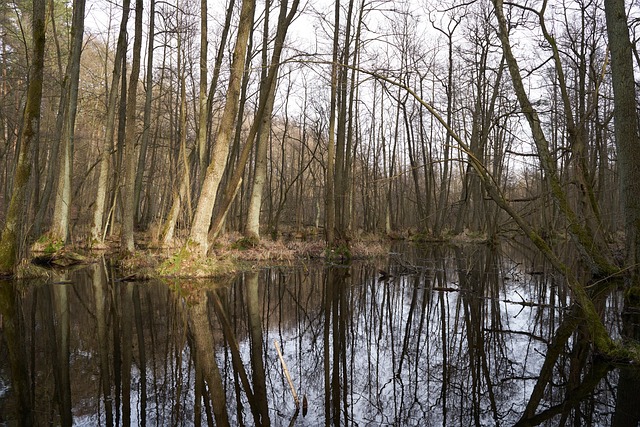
0 244 638 426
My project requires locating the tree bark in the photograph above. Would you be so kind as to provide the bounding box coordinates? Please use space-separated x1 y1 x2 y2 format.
604 0 640 286
121 0 144 253
325 0 340 250
188 0 255 255
205 0 236 168
197 0 208 174
50 0 86 243
329 0 356 247
244 0 300 241
32 0 74 236
244 0 273 242
134 0 156 228
0 0 46 274
91 0 131 243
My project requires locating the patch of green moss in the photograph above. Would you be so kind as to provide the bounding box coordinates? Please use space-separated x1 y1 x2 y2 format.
157 246 238 278
158 247 192 276
325 244 352 263
34 235 64 254
231 237 259 250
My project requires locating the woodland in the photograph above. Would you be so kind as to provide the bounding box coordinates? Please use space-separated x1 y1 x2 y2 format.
1 0 640 360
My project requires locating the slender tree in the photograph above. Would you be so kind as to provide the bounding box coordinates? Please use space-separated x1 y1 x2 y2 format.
432 14 460 237
325 0 340 251
243 0 301 241
121 0 144 252
49 0 86 243
91 0 131 243
134 0 156 227
197 0 208 174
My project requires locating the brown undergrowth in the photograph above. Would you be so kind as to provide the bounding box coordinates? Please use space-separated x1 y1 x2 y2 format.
115 232 391 279
20 231 390 279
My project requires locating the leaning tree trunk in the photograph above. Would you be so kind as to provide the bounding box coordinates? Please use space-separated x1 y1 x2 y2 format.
188 0 255 255
0 0 46 274
491 0 618 278
486 0 621 357
244 0 300 241
205 0 236 170
243 0 273 242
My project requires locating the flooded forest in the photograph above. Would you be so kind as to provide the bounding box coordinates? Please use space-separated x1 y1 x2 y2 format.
2 244 639 425
1 0 640 425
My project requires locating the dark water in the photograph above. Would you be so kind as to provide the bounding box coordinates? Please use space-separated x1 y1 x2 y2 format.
0 244 638 426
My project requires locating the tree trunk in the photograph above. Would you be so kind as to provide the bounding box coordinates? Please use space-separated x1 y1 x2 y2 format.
325 0 340 250
120 0 144 253
50 0 86 243
244 0 300 241
205 0 236 168
134 0 156 228
0 0 46 274
197 0 208 175
32 0 73 236
333 0 354 246
188 0 255 255
244 0 273 242
604 0 640 286
91 0 131 243
492 0 617 278
159 33 193 246
433 20 458 237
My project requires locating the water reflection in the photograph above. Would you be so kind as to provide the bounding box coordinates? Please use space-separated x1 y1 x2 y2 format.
0 245 638 426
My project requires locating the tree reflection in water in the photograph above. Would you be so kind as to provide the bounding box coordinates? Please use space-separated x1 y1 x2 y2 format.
0 245 638 426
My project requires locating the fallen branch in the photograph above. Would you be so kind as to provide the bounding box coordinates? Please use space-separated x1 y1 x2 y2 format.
274 340 299 409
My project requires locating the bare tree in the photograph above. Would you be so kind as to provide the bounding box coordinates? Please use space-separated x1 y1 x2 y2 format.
188 0 256 255
49 0 86 243
134 0 156 228
0 0 46 274
604 0 640 288
121 0 144 253
90 0 131 243
243 0 301 241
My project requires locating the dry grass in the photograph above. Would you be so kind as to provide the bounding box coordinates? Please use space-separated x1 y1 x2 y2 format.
20 231 391 280
351 239 389 258
218 235 390 261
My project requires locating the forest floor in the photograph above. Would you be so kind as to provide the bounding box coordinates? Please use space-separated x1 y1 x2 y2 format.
19 228 491 280
118 232 394 279
19 231 386 279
